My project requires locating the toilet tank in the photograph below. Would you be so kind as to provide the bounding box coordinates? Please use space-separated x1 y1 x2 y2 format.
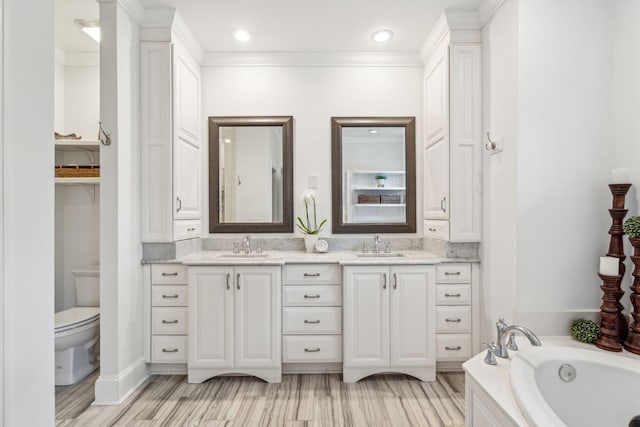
73 265 100 307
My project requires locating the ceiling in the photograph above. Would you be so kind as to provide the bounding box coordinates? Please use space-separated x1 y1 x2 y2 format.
56 0 483 54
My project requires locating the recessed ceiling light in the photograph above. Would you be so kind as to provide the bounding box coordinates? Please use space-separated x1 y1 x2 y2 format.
371 29 394 43
75 19 100 43
368 129 379 134
233 30 251 42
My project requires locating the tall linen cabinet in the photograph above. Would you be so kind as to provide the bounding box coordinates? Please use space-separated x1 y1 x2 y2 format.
141 29 202 242
423 14 481 242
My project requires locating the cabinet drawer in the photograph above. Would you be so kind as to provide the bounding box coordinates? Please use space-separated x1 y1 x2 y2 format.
152 264 187 285
424 220 449 241
283 335 342 362
436 334 472 360
435 284 471 305
152 307 188 334
173 220 201 241
151 335 187 363
436 263 471 283
436 306 471 333
283 264 341 285
283 285 341 306
152 285 188 306
283 307 342 335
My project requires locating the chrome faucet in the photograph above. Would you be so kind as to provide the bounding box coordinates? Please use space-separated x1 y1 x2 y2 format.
495 318 542 358
373 235 382 253
243 235 252 254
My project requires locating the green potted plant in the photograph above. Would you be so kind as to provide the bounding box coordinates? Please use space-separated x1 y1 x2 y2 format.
297 191 327 252
625 216 640 240
375 174 387 187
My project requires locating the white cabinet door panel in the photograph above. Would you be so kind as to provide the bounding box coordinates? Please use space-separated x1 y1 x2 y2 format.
424 138 449 220
343 266 389 368
188 268 233 368
234 266 281 368
389 266 435 367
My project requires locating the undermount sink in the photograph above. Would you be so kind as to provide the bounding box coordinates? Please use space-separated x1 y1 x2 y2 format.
356 253 405 258
218 253 270 258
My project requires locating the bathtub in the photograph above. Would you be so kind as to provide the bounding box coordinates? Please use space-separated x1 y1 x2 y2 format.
509 345 640 427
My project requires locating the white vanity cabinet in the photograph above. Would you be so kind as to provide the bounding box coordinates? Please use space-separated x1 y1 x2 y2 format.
423 17 481 242
141 35 202 242
187 266 282 383
342 264 436 382
282 264 342 371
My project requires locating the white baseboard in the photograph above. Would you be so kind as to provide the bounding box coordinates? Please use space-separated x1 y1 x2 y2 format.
93 357 150 405
513 309 600 336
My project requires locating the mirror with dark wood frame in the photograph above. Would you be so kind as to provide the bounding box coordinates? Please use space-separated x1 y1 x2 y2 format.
331 117 416 234
209 116 293 233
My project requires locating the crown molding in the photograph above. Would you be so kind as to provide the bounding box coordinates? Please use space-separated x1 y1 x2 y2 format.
140 9 204 64
202 51 422 67
97 0 145 26
419 10 482 65
477 0 507 27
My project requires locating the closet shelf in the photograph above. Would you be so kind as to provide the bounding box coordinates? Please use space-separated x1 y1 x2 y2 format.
54 140 101 152
55 177 100 185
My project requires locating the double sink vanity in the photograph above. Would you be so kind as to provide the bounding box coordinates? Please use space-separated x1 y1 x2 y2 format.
143 249 479 384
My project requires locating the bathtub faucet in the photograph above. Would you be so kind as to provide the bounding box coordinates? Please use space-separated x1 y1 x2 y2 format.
495 318 542 358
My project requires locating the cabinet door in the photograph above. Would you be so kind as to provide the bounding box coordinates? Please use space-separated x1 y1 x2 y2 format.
423 42 450 221
234 266 281 368
188 267 233 368
173 40 201 221
424 139 450 220
343 266 390 368
389 266 435 367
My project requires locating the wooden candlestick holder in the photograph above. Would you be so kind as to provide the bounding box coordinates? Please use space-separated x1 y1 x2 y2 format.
595 273 624 352
606 183 631 342
624 238 640 355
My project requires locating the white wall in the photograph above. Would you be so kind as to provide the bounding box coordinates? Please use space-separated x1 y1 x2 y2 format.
201 65 423 236
95 0 147 404
64 65 100 140
2 0 55 423
480 0 519 341
516 0 613 322
480 0 638 338
612 0 640 312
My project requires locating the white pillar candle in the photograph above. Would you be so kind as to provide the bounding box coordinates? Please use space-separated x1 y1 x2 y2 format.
611 168 630 184
599 256 619 276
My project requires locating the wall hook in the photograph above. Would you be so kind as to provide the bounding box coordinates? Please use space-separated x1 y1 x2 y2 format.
99 121 112 146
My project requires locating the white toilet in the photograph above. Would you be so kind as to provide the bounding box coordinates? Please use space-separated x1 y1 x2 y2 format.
55 265 100 386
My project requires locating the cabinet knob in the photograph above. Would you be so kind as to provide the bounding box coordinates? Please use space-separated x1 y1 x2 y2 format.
162 319 179 324
161 272 179 277
304 348 321 353
303 273 320 277
161 294 179 299
236 273 240 290
382 273 387 289
161 348 179 353
176 197 182 212
445 318 462 323
444 293 461 297
304 320 321 324
444 272 461 276
445 346 462 351
303 294 321 299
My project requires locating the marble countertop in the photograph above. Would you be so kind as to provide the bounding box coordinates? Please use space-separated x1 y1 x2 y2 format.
176 250 445 266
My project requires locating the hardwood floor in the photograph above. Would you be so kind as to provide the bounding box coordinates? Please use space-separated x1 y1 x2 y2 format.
56 371 465 426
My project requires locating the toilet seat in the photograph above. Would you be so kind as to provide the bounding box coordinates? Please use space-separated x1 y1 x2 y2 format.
55 307 100 334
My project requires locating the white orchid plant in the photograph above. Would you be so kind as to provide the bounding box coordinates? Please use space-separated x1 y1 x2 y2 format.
296 191 327 235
